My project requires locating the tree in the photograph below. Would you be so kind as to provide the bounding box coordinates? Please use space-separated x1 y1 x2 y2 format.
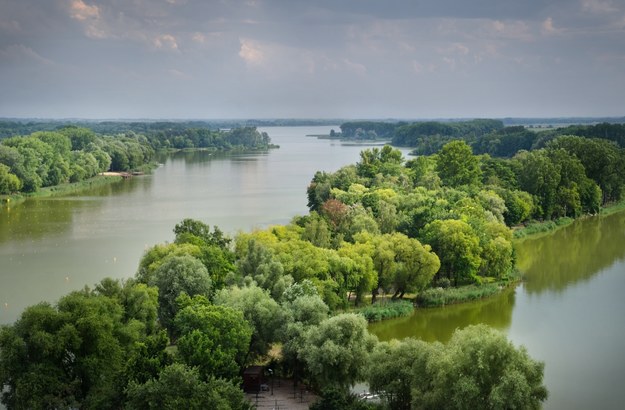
422 219 481 286
337 241 377 305
416 325 548 409
389 233 440 298
174 295 252 381
149 254 212 332
0 163 21 194
367 338 432 410
436 140 482 187
214 285 287 361
235 238 289 300
174 218 231 249
515 149 561 219
299 313 377 391
125 363 251 410
0 282 157 409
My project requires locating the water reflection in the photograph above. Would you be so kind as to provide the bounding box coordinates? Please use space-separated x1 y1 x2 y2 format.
369 288 516 343
515 212 625 294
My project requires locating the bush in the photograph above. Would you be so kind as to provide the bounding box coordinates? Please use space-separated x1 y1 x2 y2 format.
356 300 414 322
416 284 500 308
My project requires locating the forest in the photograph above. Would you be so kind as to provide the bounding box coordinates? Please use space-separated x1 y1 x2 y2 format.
338 119 625 157
0 126 273 195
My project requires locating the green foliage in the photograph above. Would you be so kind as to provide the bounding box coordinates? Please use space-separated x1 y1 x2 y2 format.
214 285 287 361
367 325 547 410
416 283 501 307
0 279 159 409
300 313 378 390
356 300 414 322
174 218 231 249
368 338 432 410
422 219 481 286
174 295 252 380
417 325 548 409
150 254 213 331
125 363 251 410
310 387 381 410
436 140 482 187
0 163 21 194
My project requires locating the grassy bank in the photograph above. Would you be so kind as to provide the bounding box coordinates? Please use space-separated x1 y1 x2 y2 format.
513 217 574 240
513 199 625 241
353 300 414 322
415 271 522 308
2 175 126 206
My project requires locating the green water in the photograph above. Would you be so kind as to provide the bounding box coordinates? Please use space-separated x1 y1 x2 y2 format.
369 212 625 409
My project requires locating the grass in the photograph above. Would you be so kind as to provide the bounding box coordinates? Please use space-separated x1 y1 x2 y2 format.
416 271 522 308
600 199 625 216
513 217 574 239
1 175 123 205
354 300 414 322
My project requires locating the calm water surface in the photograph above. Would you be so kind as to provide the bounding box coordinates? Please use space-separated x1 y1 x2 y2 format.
370 212 625 409
1 126 624 408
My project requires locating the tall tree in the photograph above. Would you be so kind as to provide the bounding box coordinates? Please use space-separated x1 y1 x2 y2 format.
436 140 482 187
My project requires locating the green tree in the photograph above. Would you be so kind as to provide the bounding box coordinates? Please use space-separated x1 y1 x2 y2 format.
299 313 377 391
0 163 21 194
0 283 155 409
389 233 440 298
417 325 548 409
436 140 482 187
174 218 231 249
174 295 252 380
367 338 432 410
125 363 251 410
214 285 287 361
422 219 481 286
515 149 561 219
149 254 212 332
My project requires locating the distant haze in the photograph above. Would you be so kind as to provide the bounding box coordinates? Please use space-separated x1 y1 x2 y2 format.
0 0 624 119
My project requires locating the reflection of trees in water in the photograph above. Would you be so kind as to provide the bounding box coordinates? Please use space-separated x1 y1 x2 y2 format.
516 212 625 294
0 199 88 243
369 288 515 343
166 150 268 167
0 177 153 244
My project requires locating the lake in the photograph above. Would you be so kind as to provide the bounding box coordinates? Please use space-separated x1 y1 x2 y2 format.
1 126 624 408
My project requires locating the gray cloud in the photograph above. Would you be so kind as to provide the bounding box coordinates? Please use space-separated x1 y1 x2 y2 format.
0 0 623 118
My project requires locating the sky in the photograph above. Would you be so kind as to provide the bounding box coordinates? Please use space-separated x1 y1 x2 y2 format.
0 0 624 119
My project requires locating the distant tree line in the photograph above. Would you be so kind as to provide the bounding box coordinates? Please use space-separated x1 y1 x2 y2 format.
0 119 339 139
0 126 274 195
338 119 625 158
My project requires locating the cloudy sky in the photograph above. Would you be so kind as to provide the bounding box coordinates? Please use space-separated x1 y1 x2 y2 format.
0 0 624 119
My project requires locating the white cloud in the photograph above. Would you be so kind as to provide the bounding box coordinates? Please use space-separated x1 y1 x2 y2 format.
541 17 560 35
68 0 100 21
153 34 179 50
239 39 264 65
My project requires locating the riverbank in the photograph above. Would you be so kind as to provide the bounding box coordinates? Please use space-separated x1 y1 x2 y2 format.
513 198 625 241
1 175 124 207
